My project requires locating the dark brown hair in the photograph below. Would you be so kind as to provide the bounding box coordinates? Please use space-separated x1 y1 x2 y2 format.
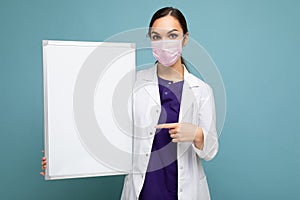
148 7 189 70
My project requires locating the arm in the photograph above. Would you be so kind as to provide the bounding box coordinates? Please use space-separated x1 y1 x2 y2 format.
192 84 219 161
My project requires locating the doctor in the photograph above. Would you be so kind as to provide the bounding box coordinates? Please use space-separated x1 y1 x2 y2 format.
40 6 219 200
121 7 218 200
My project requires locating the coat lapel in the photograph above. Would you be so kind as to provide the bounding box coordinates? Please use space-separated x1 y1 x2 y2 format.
179 66 200 122
142 64 160 106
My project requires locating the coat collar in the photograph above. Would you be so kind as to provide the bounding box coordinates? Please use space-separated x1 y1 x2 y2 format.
142 63 199 122
142 63 200 87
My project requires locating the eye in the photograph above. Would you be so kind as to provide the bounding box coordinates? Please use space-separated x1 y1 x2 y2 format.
151 35 161 41
169 33 178 39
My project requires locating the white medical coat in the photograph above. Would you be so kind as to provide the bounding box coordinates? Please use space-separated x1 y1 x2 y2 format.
121 63 218 200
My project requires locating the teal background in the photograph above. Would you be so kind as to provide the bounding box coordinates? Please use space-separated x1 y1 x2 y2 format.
1 0 299 199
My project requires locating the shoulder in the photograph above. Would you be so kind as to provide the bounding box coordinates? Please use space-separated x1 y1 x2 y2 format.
188 72 213 91
132 65 155 96
186 72 214 101
135 65 155 81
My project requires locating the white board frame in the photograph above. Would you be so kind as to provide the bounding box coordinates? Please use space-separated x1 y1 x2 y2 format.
42 40 135 180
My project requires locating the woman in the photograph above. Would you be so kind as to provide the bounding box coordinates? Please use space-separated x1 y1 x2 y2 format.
41 7 218 200
120 7 218 200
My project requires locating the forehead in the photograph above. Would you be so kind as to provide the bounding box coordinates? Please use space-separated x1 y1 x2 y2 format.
151 15 183 34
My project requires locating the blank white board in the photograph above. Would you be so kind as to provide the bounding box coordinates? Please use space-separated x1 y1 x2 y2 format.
42 40 135 180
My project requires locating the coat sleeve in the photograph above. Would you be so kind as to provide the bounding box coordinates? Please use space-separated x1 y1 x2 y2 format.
192 83 219 161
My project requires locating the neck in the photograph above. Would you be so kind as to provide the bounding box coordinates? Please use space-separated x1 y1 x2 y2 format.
157 59 184 82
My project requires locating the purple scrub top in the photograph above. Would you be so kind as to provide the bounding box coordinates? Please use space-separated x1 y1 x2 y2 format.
139 75 184 200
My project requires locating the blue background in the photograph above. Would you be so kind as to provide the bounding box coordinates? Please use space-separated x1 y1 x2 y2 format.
1 0 299 199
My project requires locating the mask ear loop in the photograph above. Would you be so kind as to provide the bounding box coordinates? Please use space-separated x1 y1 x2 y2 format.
180 34 187 67
182 34 187 47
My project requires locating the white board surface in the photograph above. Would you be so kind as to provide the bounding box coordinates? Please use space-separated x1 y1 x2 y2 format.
42 40 135 180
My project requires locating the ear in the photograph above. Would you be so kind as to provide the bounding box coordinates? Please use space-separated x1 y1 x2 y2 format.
183 32 189 47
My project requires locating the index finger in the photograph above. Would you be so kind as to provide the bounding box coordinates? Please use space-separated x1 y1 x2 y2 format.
155 123 178 129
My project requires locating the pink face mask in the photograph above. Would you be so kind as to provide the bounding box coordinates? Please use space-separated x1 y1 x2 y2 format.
151 38 184 67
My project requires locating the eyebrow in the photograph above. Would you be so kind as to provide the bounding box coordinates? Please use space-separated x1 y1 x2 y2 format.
151 29 179 35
